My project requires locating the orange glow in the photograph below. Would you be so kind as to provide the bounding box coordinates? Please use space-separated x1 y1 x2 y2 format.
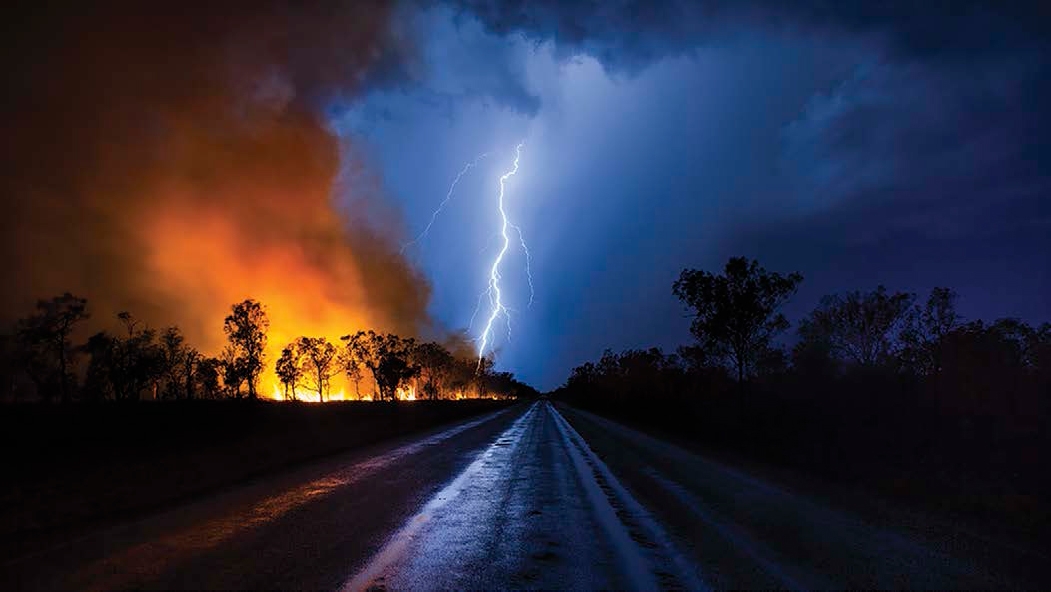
271 384 351 403
269 380 422 403
143 185 426 399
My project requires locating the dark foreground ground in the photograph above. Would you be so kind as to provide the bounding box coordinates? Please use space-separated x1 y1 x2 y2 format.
0 399 511 556
2 400 1044 590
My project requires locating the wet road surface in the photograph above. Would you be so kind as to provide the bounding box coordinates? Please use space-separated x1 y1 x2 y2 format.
342 401 700 590
3 401 1040 589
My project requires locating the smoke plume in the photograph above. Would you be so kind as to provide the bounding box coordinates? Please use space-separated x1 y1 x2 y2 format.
1 2 431 358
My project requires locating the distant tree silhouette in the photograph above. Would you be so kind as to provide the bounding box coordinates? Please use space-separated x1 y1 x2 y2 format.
446 355 480 398
3 293 526 404
195 356 222 399
470 354 496 397
345 331 418 401
568 361 597 390
220 345 246 398
673 257 801 382
295 337 338 402
159 327 188 399
481 370 524 400
798 286 914 368
118 312 165 400
82 312 165 401
338 335 367 399
82 332 115 402
564 348 695 410
275 344 303 401
223 300 268 399
900 287 963 376
373 334 418 401
14 293 89 402
676 344 714 374
181 347 201 400
551 270 1051 545
932 318 1047 420
414 342 454 400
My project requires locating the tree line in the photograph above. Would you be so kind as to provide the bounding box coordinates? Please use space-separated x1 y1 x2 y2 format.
558 257 1049 529
0 295 532 403
567 257 1050 412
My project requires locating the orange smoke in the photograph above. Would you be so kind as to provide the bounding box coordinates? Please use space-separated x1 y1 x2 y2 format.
1 2 432 376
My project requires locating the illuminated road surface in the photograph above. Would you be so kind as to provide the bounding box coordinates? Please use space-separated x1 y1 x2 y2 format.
342 402 701 590
2 402 1038 589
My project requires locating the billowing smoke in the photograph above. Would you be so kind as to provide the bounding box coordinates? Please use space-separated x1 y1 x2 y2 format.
1 2 432 358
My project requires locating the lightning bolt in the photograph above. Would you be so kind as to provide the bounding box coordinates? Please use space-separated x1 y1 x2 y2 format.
476 142 528 362
400 153 487 254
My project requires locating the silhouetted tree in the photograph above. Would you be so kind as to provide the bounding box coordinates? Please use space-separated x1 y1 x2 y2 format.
220 345 246 398
931 318 1046 420
471 354 495 397
346 331 418 401
790 328 838 378
295 337 338 402
14 293 90 402
118 312 165 400
414 342 454 399
673 257 801 382
375 335 418 401
195 356 222 399
676 344 713 375
223 299 268 399
338 335 367 399
181 347 201 400
446 355 480 398
900 287 963 375
275 344 302 401
82 332 115 402
798 286 914 368
83 312 165 401
481 370 521 400
567 361 597 394
159 327 187 399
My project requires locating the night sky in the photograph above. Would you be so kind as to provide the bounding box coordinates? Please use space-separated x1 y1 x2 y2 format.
334 2 1050 389
3 2 1049 391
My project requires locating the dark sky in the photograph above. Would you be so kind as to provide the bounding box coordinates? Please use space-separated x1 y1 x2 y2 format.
333 1 1051 390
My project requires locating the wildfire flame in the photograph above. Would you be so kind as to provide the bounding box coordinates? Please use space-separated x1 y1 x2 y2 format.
0 3 430 372
269 381 415 403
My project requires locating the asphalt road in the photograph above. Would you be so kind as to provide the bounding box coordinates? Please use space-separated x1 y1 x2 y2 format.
2 401 1040 590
